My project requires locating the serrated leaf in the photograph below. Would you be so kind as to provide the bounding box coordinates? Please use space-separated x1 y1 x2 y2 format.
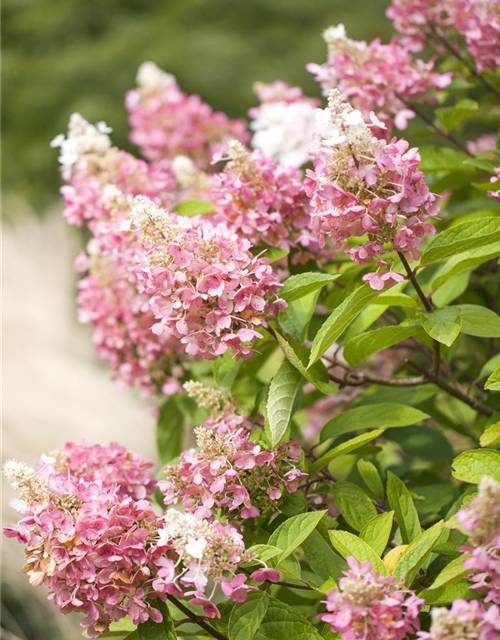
480 421 500 447
156 396 184 464
344 323 423 366
421 307 462 347
309 285 381 367
246 544 283 563
268 511 326 563
393 521 444 586
267 360 302 447
357 460 385 500
137 602 177 640
302 530 345 582
386 472 421 545
485 367 500 391
419 580 472 605
253 597 322 640
331 482 377 532
359 512 394 556
458 304 500 338
281 272 339 303
452 449 500 483
320 403 429 442
431 240 500 290
419 146 473 173
175 199 215 217
229 592 269 640
421 217 500 265
429 554 470 590
328 530 388 575
309 430 384 474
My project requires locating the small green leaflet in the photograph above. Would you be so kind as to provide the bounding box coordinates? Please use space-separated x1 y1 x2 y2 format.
246 544 283 563
253 597 323 640
267 359 302 447
421 217 500 265
156 396 184 464
431 240 500 290
302 530 345 582
485 367 500 391
320 403 429 442
268 511 326 563
386 471 421 545
331 481 377 532
308 285 381 367
328 530 388 575
418 580 472 605
429 554 470 590
458 304 500 338
359 512 394 556
393 521 444 586
452 449 500 483
480 421 500 447
310 430 384 474
229 592 269 640
175 199 215 217
357 460 385 500
213 350 242 392
420 307 462 347
344 322 423 366
280 272 339 303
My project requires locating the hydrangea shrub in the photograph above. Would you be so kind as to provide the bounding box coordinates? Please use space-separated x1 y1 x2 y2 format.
5 3 500 639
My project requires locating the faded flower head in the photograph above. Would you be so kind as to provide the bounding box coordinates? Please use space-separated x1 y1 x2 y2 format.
183 380 249 434
418 599 500 640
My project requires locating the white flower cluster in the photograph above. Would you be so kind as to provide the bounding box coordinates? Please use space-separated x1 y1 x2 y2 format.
136 61 176 92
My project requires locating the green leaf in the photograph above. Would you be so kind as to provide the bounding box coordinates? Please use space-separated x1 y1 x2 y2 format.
429 554 470 590
435 99 478 130
452 449 500 483
302 530 345 582
359 512 394 556
137 602 177 640
246 544 283 563
481 353 500 377
431 240 500 290
279 291 318 342
229 592 269 640
458 304 500 338
175 199 215 217
419 580 472 605
432 271 471 307
309 285 381 367
344 322 423 366
310 430 385 474
331 481 377 532
421 217 500 265
480 420 500 446
213 351 243 392
357 460 385 500
485 367 500 391
419 146 473 173
253 597 322 640
393 521 444 586
420 307 462 347
386 471 421 544
156 396 184 464
268 511 326 563
328 530 388 575
267 360 302 447
281 272 339 303
320 403 429 442
372 292 419 308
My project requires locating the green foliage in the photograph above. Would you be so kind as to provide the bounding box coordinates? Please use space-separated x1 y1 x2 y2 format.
386 472 422 545
267 359 302 447
268 511 326 563
137 602 177 640
229 592 269 640
452 449 500 483
156 396 184 464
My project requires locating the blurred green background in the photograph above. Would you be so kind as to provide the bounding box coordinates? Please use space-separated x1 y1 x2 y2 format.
2 0 391 211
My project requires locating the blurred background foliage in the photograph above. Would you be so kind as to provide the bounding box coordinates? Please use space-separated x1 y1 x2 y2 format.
2 0 391 212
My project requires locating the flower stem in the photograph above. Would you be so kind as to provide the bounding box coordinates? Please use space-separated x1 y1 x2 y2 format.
168 595 228 640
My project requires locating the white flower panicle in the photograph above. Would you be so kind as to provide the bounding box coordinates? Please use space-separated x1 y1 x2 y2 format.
136 61 177 92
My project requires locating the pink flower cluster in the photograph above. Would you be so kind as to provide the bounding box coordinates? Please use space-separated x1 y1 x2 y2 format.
488 167 500 203
159 426 305 520
455 0 500 73
130 195 286 358
306 90 438 289
386 0 456 50
38 440 155 500
210 140 316 253
319 557 424 640
457 476 500 605
307 25 451 134
125 62 249 168
248 80 320 168
418 599 500 640
183 380 250 435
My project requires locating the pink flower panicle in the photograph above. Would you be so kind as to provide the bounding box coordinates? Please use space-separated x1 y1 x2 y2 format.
130 195 286 359
159 426 305 521
125 62 249 168
209 140 316 253
386 0 456 50
454 0 500 73
457 476 500 605
418 599 500 640
488 166 500 203
306 25 451 134
183 380 249 434
319 556 424 640
248 80 320 168
305 90 439 289
38 440 156 500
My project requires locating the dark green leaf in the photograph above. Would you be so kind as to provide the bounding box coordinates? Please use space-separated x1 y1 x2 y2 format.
386 471 421 544
344 322 423 366
331 481 377 532
267 360 302 447
157 396 184 464
229 592 269 640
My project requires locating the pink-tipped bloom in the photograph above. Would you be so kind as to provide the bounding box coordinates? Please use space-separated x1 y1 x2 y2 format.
319 556 424 640
454 0 500 73
307 25 451 134
457 476 500 605
305 90 438 288
488 167 500 203
125 62 249 168
248 80 320 168
130 195 286 359
159 426 305 522
418 599 500 640
386 0 456 50
250 567 282 583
